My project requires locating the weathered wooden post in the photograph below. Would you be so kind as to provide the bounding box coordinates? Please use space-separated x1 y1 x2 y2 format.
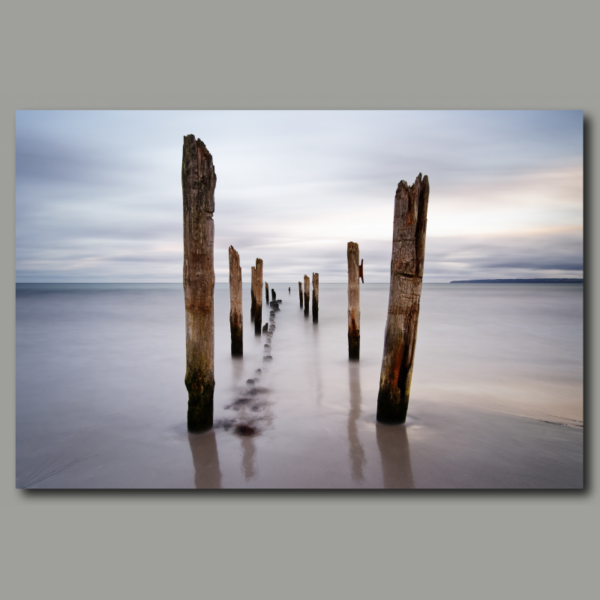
312 272 319 323
182 134 216 432
303 275 310 317
347 242 360 360
265 282 270 303
377 174 429 424
298 282 303 308
251 266 256 321
271 288 276 302
255 258 263 335
229 246 243 357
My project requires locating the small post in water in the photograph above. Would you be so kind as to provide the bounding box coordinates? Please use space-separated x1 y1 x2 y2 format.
229 245 243 357
254 258 263 335
312 272 319 323
304 275 310 317
182 134 216 432
376 174 429 424
298 282 303 308
271 288 276 302
347 242 360 360
265 282 270 304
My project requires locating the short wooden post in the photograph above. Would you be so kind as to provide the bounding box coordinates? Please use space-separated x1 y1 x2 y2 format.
298 282 303 308
347 242 360 360
182 134 216 432
303 275 310 317
288 287 291 294
254 258 263 335
229 246 243 356
265 282 270 303
377 174 429 424
271 288 276 302
312 272 319 323
250 266 256 321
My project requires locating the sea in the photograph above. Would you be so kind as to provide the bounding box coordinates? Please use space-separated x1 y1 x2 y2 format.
16 283 584 489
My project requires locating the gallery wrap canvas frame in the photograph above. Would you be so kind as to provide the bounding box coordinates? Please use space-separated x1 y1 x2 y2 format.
15 110 583 489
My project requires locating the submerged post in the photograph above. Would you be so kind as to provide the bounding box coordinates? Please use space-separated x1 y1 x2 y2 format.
272 288 276 302
377 174 429 424
312 272 319 323
255 258 263 335
298 282 303 308
229 246 243 356
347 242 360 360
303 275 310 317
251 266 256 321
182 134 216 432
265 282 270 303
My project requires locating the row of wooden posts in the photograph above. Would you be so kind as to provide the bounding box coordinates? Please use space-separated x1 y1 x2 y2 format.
297 274 319 323
182 134 429 433
230 248 356 356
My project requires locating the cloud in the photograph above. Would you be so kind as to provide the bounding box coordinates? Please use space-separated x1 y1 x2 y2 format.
15 110 583 283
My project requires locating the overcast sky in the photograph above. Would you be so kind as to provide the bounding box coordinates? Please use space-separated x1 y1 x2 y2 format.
16 110 583 283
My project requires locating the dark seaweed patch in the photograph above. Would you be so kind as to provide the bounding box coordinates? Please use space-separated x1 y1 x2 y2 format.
235 423 257 436
225 397 252 410
214 418 236 431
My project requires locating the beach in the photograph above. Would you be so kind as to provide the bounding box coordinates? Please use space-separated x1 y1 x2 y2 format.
16 283 583 489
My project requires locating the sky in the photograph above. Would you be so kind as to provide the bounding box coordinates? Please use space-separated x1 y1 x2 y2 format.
15 110 583 283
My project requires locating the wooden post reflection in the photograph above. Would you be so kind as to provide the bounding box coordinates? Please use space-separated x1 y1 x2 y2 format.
347 362 366 482
375 423 415 489
188 430 222 489
241 437 257 481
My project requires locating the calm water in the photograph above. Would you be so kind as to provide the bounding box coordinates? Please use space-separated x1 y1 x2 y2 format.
16 283 583 489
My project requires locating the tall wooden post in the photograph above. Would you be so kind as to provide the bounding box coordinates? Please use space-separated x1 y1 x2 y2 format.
347 242 360 360
251 266 256 321
229 245 243 357
298 282 303 307
377 174 429 424
303 275 310 317
312 272 319 323
182 134 216 432
265 282 269 303
255 258 263 335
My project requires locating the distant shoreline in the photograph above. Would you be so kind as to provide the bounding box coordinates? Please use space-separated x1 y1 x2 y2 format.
450 278 583 284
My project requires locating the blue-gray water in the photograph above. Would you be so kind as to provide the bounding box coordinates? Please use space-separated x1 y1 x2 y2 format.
16 283 583 488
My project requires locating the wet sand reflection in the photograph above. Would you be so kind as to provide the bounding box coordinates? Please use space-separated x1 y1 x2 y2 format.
230 355 245 384
312 321 323 406
241 436 257 480
188 430 222 489
347 362 366 482
376 422 415 489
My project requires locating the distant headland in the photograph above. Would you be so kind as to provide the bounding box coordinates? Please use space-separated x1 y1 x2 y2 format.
450 278 583 284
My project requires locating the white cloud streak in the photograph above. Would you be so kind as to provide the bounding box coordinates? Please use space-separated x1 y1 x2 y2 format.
16 110 583 283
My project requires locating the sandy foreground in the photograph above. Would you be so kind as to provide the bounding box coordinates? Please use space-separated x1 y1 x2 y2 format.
16 283 583 489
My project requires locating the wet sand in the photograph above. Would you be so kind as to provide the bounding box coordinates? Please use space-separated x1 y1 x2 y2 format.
16 283 583 489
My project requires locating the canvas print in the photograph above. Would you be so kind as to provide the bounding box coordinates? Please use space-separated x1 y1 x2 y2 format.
16 111 583 489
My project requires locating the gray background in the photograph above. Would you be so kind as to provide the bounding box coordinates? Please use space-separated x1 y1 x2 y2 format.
1 1 596 599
